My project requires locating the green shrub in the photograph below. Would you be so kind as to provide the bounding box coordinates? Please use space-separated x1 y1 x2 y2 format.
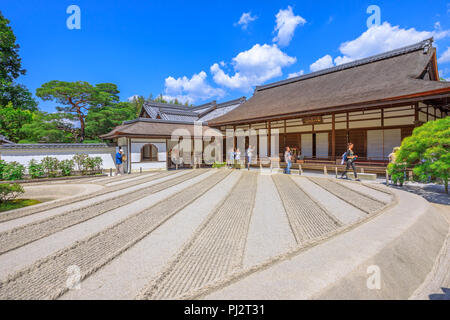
0 160 6 179
28 159 45 179
212 161 226 168
388 117 450 193
0 183 24 203
59 159 74 176
2 162 25 180
41 156 59 177
73 154 88 173
80 156 103 175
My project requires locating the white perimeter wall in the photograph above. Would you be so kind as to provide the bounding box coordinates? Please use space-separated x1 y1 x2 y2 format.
0 147 117 170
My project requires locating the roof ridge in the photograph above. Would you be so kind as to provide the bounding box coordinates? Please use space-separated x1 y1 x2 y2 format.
256 38 434 92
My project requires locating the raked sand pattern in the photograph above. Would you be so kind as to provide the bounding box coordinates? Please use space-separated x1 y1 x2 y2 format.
0 170 206 255
0 169 396 300
0 170 179 223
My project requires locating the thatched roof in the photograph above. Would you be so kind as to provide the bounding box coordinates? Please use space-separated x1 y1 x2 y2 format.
100 119 219 139
210 39 450 125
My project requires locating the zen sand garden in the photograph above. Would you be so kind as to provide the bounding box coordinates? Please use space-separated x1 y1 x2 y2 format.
0 168 448 300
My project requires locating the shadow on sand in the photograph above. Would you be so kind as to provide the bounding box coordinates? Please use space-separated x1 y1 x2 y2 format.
386 183 449 205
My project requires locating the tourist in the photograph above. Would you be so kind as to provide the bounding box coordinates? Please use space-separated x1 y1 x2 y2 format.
235 148 241 169
340 142 360 181
115 148 124 176
246 145 254 170
284 146 292 174
228 148 235 169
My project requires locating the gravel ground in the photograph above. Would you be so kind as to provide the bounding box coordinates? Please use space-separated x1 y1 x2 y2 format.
61 170 243 300
243 174 296 268
292 177 366 225
0 170 207 255
0 170 229 299
0 170 182 230
308 177 385 214
0 170 404 300
272 174 341 244
103 172 159 187
0 170 180 224
337 180 393 204
0 170 215 279
139 171 257 300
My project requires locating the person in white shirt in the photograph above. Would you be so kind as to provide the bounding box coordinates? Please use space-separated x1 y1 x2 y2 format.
234 148 241 169
246 145 254 170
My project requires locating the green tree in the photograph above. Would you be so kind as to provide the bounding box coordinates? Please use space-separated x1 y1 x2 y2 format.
85 102 136 141
0 11 37 111
388 117 450 193
18 111 76 143
36 81 120 142
0 102 33 142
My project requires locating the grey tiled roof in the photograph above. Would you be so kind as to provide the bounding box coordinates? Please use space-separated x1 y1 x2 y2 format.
140 97 246 122
0 135 14 144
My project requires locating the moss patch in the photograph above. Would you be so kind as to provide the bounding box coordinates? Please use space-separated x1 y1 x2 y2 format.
0 199 41 212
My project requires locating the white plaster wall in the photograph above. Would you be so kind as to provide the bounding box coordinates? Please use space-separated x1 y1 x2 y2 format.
367 130 384 160
0 148 116 170
301 134 313 157
316 132 329 158
129 139 167 171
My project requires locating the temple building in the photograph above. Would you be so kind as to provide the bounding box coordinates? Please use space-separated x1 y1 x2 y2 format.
102 38 450 171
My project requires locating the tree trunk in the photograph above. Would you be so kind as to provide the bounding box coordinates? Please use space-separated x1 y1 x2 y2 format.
445 177 448 194
79 115 85 143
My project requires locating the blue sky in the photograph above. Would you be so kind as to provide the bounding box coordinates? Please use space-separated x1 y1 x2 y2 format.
2 0 450 112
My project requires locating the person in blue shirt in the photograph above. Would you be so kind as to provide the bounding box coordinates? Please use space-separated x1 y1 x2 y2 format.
115 148 124 175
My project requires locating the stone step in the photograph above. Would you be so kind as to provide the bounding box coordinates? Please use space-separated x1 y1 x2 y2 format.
346 172 377 180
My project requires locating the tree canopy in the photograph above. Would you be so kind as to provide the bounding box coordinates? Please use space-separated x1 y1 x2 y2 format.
388 117 450 193
36 81 121 142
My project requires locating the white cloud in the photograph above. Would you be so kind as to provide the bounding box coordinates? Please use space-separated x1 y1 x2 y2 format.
272 6 306 47
210 44 297 91
337 22 449 62
234 12 257 30
310 55 334 72
163 71 225 104
334 55 354 66
127 94 140 102
438 47 450 63
288 70 304 78
310 22 450 72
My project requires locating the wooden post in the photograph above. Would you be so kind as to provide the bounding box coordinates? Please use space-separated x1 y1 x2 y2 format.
140 167 142 174
386 169 389 185
324 165 327 176
335 166 338 178
331 113 336 160
110 168 112 177
299 164 303 175
268 121 271 157
176 163 178 170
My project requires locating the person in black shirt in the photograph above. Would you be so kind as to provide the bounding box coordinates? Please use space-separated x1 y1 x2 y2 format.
340 142 360 181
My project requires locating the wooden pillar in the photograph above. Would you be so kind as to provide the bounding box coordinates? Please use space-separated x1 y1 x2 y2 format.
268 121 271 157
381 108 385 159
331 113 336 160
127 137 132 174
346 112 349 143
414 103 419 127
